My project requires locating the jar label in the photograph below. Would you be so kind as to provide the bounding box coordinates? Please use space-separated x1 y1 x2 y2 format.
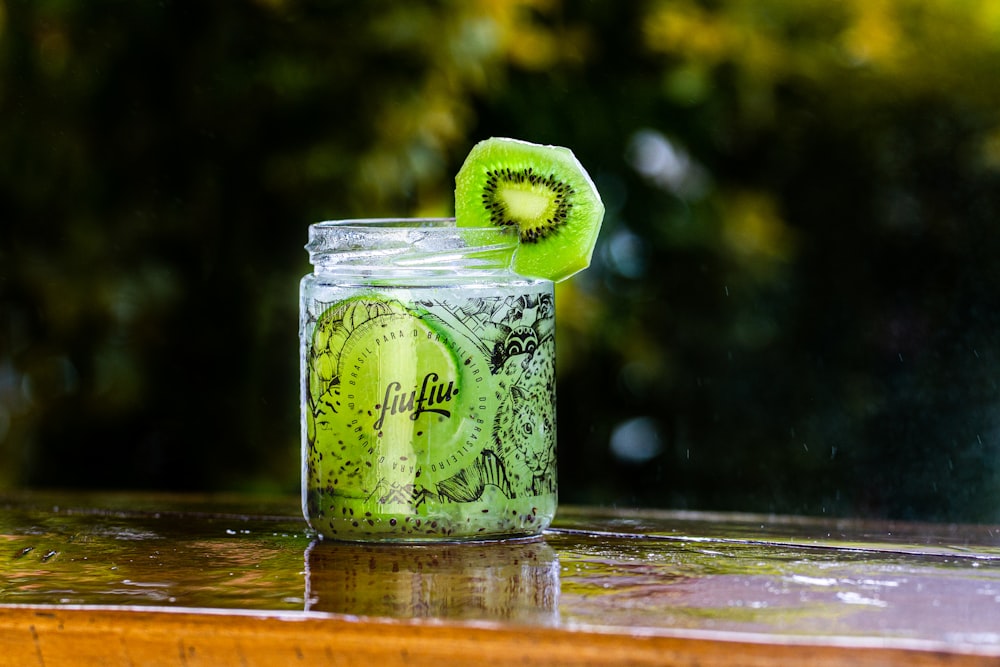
303 287 556 538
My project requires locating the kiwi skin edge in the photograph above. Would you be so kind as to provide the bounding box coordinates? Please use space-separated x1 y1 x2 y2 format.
455 137 605 283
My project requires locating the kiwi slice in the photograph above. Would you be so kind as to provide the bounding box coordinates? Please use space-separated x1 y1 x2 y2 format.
305 293 501 537
455 137 605 282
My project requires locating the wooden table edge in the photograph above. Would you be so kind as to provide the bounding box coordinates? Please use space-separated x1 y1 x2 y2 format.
2 604 998 667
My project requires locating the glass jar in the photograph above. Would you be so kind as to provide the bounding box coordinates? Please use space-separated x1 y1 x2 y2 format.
300 219 557 542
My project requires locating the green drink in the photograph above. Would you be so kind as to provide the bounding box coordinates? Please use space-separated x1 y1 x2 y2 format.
300 220 556 541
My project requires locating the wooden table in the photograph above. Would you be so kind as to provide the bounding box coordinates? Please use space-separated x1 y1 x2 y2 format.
2 491 999 665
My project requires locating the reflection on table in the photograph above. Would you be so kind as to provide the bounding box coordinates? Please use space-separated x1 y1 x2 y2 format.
304 537 559 623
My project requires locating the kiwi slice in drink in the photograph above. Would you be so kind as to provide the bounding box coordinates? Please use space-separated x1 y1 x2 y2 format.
306 294 497 537
455 137 605 282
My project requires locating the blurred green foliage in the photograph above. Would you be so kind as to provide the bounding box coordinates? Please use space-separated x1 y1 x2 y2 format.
2 0 999 521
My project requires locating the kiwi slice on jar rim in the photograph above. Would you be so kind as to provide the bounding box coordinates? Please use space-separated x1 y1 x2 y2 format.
455 137 605 282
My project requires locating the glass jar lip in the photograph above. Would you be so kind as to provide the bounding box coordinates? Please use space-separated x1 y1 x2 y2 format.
306 217 520 271
309 217 516 237
312 217 458 230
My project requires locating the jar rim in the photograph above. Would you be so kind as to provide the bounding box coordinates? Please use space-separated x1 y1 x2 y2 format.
306 217 519 272
312 217 457 230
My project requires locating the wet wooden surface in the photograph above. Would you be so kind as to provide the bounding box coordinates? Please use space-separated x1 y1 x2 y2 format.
2 491 999 665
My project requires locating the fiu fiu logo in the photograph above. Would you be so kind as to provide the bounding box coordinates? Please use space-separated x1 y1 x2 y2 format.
373 372 458 430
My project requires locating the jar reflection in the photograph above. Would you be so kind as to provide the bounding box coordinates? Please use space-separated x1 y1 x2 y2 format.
304 537 559 624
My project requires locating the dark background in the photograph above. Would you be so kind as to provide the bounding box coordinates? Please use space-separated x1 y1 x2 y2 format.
3 1 999 522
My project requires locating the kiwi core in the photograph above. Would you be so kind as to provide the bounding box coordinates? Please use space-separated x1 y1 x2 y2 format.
486 168 572 243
